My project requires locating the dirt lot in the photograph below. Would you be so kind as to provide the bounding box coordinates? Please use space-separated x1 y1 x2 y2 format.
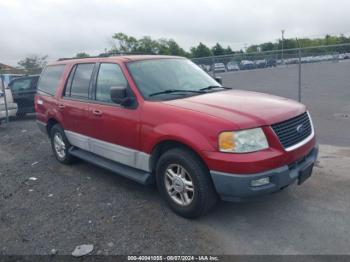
0 118 350 255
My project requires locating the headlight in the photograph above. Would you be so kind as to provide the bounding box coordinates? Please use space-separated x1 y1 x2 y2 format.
218 128 268 153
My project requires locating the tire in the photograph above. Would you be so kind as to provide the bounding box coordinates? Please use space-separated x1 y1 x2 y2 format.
50 124 75 164
156 148 218 218
16 112 26 118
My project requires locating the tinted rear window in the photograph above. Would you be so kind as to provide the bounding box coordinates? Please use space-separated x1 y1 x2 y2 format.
37 65 65 95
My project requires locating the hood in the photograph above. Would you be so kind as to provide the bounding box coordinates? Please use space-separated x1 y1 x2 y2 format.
163 90 306 130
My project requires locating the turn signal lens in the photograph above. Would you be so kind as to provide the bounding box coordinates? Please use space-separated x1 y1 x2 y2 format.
218 132 235 152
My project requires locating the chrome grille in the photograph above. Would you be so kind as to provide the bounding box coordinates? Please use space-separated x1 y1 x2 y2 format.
271 112 312 149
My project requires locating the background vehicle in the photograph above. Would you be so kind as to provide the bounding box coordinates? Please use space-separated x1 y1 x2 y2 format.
226 61 240 71
0 90 18 123
198 64 211 72
239 60 255 70
9 75 39 117
0 74 24 88
254 59 267 69
266 58 277 67
211 62 226 73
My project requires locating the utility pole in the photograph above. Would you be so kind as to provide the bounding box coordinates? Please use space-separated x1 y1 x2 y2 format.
0 67 9 123
281 30 285 64
296 38 302 102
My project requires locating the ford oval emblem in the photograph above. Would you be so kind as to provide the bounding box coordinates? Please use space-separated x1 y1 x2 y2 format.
296 124 305 134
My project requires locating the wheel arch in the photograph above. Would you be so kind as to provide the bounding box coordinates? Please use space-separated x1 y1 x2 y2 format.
46 118 60 137
149 139 209 173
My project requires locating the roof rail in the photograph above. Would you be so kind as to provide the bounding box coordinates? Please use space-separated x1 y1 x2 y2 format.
57 51 153 61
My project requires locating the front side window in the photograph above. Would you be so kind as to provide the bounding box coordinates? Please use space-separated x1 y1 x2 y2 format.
10 78 32 92
70 63 95 99
127 58 220 100
37 65 66 95
95 63 128 103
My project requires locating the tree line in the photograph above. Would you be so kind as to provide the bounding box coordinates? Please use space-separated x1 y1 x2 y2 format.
103 32 350 57
15 33 350 70
246 34 350 54
104 32 235 58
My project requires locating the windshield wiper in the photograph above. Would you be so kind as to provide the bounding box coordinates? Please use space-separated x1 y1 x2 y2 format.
199 85 232 92
149 89 205 97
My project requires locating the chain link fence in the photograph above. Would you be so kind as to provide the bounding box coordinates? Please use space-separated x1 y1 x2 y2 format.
1 43 350 144
192 43 350 145
192 43 350 101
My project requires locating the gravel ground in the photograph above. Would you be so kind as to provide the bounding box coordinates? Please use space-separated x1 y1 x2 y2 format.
0 118 350 255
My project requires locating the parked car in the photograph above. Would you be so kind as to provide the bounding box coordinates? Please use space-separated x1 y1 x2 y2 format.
9 75 39 117
198 64 211 72
266 58 277 67
0 74 24 88
0 88 18 123
226 61 240 71
254 59 267 69
211 63 226 73
285 58 299 65
239 60 255 70
35 56 318 218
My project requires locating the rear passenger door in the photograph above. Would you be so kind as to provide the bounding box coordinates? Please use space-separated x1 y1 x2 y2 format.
61 63 96 150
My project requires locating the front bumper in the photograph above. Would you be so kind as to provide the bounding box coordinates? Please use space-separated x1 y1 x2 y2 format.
210 146 318 202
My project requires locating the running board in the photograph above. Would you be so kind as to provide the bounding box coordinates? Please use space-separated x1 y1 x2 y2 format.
69 148 154 185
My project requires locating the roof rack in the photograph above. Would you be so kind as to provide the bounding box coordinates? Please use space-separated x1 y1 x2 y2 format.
57 51 153 61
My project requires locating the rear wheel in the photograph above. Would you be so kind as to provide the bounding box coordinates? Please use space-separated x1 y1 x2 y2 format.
50 124 75 164
156 148 218 218
16 112 26 118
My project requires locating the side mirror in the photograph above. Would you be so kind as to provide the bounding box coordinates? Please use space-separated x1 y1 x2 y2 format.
214 76 222 85
110 86 134 107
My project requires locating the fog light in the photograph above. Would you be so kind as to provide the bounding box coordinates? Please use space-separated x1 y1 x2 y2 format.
251 177 270 187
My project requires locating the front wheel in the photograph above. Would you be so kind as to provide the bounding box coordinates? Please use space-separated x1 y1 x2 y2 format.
156 148 218 218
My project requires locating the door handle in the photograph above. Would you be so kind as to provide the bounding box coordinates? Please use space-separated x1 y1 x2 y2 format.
92 109 102 116
58 104 65 110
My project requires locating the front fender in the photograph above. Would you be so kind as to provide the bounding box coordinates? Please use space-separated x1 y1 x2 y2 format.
141 123 216 155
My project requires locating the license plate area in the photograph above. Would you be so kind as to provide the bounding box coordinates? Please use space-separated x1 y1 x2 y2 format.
298 163 314 185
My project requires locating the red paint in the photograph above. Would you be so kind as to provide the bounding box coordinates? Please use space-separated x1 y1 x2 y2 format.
36 56 316 175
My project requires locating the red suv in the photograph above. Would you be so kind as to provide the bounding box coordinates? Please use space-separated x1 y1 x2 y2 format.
35 56 318 218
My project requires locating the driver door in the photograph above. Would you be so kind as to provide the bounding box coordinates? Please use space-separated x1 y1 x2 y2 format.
87 63 142 170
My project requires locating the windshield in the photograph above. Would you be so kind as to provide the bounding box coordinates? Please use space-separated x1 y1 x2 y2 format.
127 58 221 100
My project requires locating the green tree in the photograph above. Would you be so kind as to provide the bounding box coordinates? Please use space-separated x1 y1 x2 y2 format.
134 36 159 54
260 42 275 51
112 32 138 53
224 46 233 54
18 55 48 69
246 45 259 53
190 42 212 58
211 43 225 56
75 52 90 58
167 39 188 56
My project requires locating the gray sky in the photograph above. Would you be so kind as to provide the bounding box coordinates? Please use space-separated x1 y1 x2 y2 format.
1 0 349 66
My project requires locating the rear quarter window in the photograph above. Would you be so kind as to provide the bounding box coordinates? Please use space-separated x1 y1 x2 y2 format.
37 65 66 95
